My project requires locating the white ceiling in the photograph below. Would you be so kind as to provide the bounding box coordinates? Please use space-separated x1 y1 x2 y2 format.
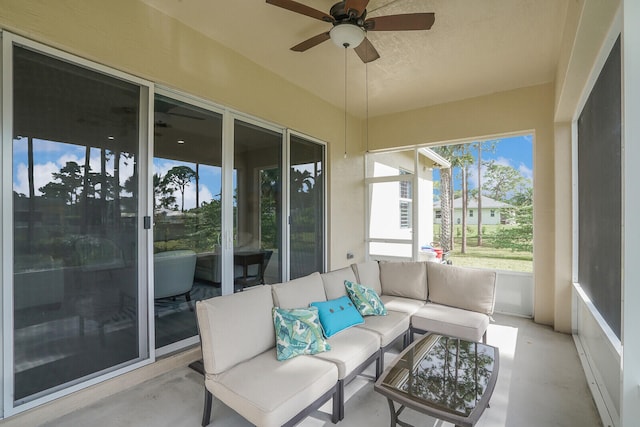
140 0 568 118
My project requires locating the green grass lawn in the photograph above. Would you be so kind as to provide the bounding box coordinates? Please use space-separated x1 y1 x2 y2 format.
434 224 533 272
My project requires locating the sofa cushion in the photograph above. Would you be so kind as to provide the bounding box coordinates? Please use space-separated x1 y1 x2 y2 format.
271 272 326 309
380 295 426 315
351 261 382 295
272 307 330 361
313 327 381 379
196 285 274 375
411 303 490 342
379 261 428 300
206 350 338 427
321 266 357 300
427 262 497 315
345 280 387 316
311 296 364 337
356 310 410 347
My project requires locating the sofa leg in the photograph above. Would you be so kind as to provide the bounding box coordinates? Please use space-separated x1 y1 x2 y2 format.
202 388 213 427
376 350 383 380
337 379 345 421
331 384 340 424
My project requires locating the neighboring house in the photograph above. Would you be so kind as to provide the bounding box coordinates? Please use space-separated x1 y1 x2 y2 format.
433 195 514 226
367 148 450 259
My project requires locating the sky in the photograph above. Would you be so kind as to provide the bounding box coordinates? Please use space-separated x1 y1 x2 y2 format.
432 134 533 195
14 134 532 207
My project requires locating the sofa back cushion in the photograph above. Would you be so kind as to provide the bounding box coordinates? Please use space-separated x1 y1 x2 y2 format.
351 261 382 295
427 262 497 315
196 285 274 375
379 261 428 300
271 272 327 309
321 267 357 300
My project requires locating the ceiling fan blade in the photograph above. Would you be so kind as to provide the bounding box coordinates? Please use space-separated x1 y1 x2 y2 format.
266 0 334 22
366 13 435 31
354 38 380 63
344 0 370 17
291 32 331 52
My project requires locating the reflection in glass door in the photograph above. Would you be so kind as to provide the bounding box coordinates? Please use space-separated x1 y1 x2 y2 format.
289 134 325 279
233 120 282 287
153 93 223 350
11 46 145 404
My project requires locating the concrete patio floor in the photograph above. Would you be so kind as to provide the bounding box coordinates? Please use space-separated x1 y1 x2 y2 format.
43 314 602 427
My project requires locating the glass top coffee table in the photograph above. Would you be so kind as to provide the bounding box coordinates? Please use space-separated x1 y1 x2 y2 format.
374 333 499 427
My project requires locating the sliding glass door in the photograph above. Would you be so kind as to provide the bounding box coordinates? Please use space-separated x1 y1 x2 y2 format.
2 32 328 414
289 134 325 279
233 119 283 286
153 93 223 351
10 44 148 405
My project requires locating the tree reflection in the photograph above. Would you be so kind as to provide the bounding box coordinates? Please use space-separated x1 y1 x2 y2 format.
389 336 495 417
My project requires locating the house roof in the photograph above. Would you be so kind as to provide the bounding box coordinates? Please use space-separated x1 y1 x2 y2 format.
433 195 513 210
139 0 568 118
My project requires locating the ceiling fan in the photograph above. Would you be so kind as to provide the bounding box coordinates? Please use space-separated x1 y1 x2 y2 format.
266 0 435 63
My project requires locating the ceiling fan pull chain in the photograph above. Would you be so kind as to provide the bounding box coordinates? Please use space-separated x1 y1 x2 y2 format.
366 41 369 153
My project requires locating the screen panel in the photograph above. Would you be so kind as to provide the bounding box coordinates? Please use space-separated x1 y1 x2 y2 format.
577 36 621 338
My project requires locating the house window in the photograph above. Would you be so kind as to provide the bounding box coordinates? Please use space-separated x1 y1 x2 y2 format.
400 201 412 229
490 209 495 217
399 169 412 229
436 209 441 219
469 209 474 217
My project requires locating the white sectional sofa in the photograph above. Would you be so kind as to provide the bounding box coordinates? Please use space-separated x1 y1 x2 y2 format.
195 259 497 427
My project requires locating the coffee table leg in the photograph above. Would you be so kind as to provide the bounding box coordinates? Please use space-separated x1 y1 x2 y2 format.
387 399 415 427
387 398 398 427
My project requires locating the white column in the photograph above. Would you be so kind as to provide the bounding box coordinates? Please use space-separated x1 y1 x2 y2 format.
621 0 640 425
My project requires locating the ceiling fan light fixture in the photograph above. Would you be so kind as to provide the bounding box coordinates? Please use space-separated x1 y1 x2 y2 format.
330 23 365 48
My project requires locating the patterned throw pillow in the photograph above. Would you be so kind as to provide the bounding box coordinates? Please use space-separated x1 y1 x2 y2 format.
344 280 387 316
310 295 364 337
272 306 331 361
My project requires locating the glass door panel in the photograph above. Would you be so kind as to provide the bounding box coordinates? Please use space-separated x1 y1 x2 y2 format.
233 120 282 288
153 94 223 350
289 135 325 279
12 46 143 404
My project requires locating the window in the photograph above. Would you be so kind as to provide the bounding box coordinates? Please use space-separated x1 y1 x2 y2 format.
436 210 442 219
469 209 474 217
400 201 412 229
399 169 412 229
490 209 495 217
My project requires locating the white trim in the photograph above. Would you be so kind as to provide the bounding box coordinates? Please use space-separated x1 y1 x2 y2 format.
573 333 617 427
221 112 234 296
573 283 622 354
621 1 640 424
1 30 13 418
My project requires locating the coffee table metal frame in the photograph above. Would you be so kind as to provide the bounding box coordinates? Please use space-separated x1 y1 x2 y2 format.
374 333 500 427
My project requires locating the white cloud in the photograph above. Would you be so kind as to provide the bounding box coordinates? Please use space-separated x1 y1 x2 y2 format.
519 163 533 181
13 161 60 196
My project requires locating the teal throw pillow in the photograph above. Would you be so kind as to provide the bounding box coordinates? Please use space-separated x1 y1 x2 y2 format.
310 295 364 337
272 306 331 361
345 280 387 316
